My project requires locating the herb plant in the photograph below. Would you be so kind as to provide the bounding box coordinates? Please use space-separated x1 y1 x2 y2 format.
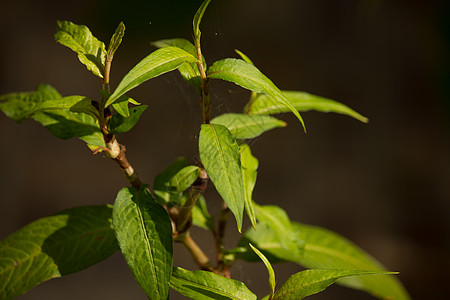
0 1 410 299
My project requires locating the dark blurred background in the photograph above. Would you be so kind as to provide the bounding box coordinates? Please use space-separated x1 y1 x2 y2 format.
1 0 449 299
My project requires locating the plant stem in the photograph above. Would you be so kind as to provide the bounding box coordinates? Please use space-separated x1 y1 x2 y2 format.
181 233 214 272
215 200 230 274
196 45 210 124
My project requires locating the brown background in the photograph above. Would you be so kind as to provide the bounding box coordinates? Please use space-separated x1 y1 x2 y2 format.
1 0 449 299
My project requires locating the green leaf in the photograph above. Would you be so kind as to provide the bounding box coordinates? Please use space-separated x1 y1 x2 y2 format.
107 21 125 60
239 144 258 229
199 124 245 232
0 84 63 122
0 85 104 147
273 269 397 300
0 205 118 300
170 165 200 193
234 49 255 65
153 157 189 205
249 244 275 300
191 196 215 231
111 94 132 118
106 46 197 107
55 21 106 78
292 223 411 300
207 58 306 132
245 91 369 123
152 38 204 94
112 187 173 300
241 205 304 262
193 0 212 46
108 105 148 134
170 266 257 300
211 113 286 139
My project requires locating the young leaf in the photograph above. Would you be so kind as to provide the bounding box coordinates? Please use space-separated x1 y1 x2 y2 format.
207 58 306 132
292 222 411 300
153 157 189 205
170 165 200 193
0 85 105 147
111 94 133 118
245 90 369 123
0 205 118 300
193 0 212 46
112 187 173 300
211 113 286 139
55 21 107 78
273 269 397 300
107 21 125 60
249 244 276 300
240 143 258 229
199 124 245 232
235 49 255 65
106 46 198 107
152 38 205 94
108 105 148 134
170 266 257 300
191 195 215 231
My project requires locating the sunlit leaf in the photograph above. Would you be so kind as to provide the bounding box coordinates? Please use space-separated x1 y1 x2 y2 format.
207 58 306 132
193 0 212 46
199 124 245 232
249 244 275 300
0 205 118 300
170 266 257 300
273 269 397 300
152 38 204 94
55 21 106 78
0 85 104 147
239 143 258 229
153 157 189 205
170 165 200 193
245 90 368 123
112 187 172 300
107 22 125 60
106 46 197 107
292 222 411 300
211 113 286 139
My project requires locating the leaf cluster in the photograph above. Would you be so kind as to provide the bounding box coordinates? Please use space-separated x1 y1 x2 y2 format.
0 1 409 300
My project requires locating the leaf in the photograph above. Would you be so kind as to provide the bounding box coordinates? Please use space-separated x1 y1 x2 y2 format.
170 165 200 193
249 244 276 300
107 21 125 60
239 144 258 229
240 205 304 262
193 0 212 46
152 38 204 94
55 20 106 78
245 90 369 123
207 58 306 132
112 187 173 300
106 46 198 107
108 105 148 134
170 266 257 300
0 205 118 300
0 84 63 122
191 196 215 231
153 157 189 205
0 85 104 147
273 269 397 300
292 222 411 300
211 113 286 139
234 49 255 65
199 124 245 232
